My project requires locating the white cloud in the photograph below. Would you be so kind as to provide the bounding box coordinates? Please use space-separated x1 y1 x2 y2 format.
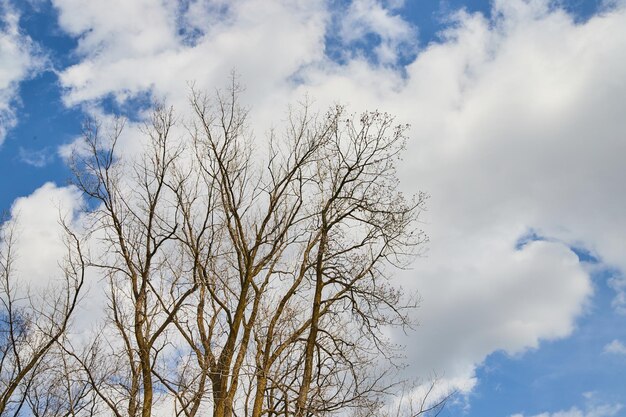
5 182 109 332
604 339 626 355
338 0 417 64
54 0 328 109
39 0 626 401
8 182 84 287
288 0 626 391
511 403 623 417
608 275 626 314
18 146 54 167
0 0 43 144
399 239 590 385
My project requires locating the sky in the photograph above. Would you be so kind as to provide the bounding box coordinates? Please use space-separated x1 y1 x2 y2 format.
1 0 626 416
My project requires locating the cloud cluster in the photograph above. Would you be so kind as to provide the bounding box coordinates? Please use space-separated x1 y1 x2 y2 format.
55 0 328 109
0 0 42 144
7 0 626 404
290 0 625 391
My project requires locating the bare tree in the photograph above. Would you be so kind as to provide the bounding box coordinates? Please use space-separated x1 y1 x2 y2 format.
65 110 198 417
24 337 100 417
56 79 429 417
0 214 87 416
366 377 454 417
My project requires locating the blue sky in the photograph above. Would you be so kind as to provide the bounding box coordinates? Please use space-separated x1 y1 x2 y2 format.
1 0 625 416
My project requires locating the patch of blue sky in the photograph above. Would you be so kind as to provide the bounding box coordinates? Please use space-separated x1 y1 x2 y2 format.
322 0 606 71
557 0 605 23
400 0 604 47
0 1 84 213
0 69 82 213
14 0 79 68
401 0 491 45
323 0 418 69
570 246 600 264
0 0 157 213
177 25 205 48
98 90 157 123
175 0 208 47
515 229 547 250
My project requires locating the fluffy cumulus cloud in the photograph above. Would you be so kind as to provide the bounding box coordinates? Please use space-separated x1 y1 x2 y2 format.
54 0 328 109
373 0 626 389
7 183 84 288
8 0 626 404
3 182 109 333
398 240 590 392
293 0 625 393
0 0 42 144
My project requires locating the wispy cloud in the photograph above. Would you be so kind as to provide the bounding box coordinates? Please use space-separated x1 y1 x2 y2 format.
510 403 623 417
608 275 626 314
604 339 626 355
18 146 54 167
0 0 43 144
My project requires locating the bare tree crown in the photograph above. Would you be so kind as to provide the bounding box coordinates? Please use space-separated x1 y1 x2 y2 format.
1 83 430 417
